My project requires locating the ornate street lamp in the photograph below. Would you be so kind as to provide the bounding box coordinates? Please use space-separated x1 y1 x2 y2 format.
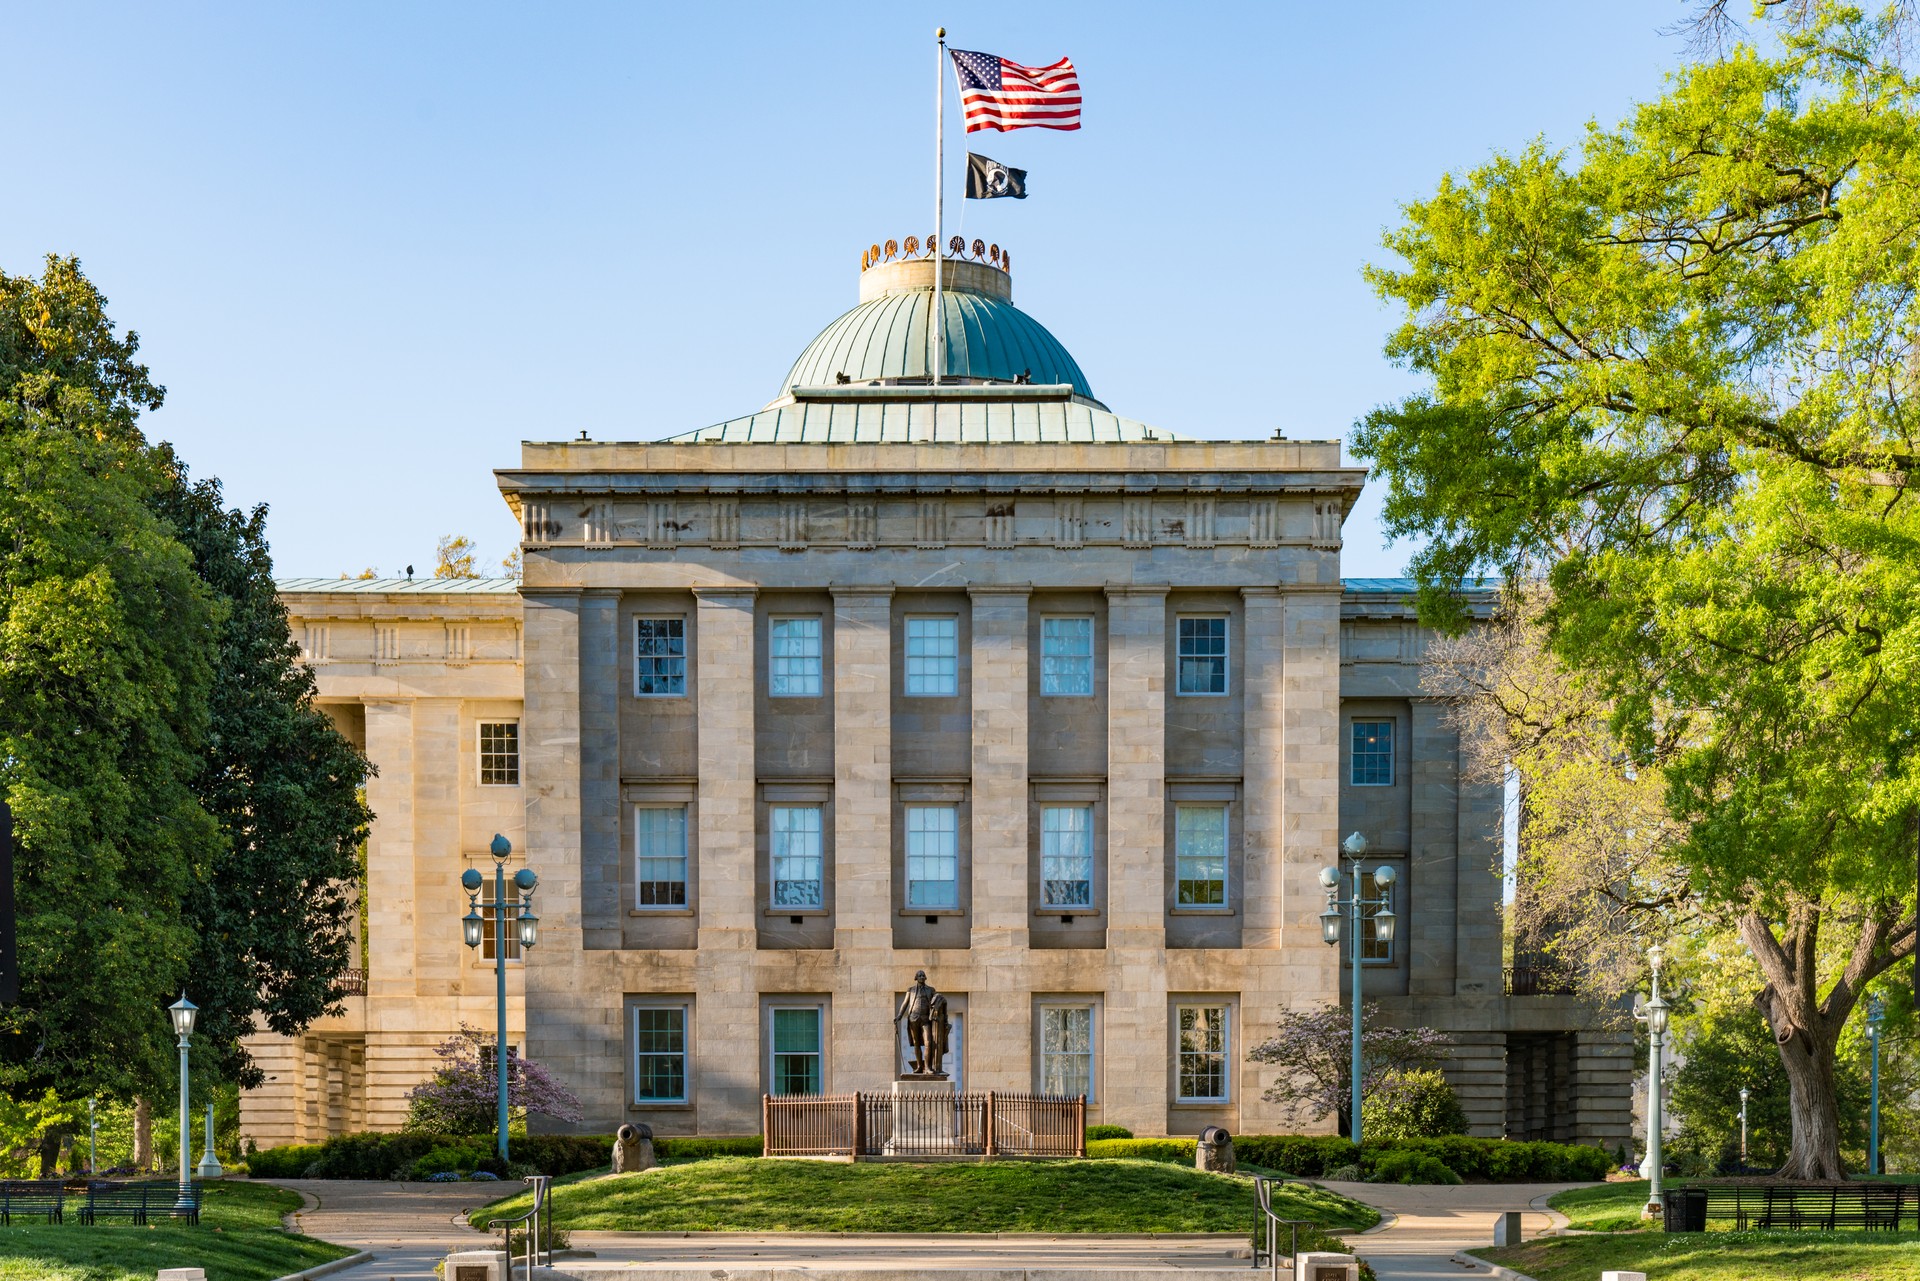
1738 1086 1749 1168
1319 831 1398 1148
167 994 198 1216
1635 946 1670 1218
1868 995 1885 1176
462 834 538 1161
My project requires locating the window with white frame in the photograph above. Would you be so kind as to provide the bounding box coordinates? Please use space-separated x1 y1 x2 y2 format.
905 616 960 697
631 1004 688 1103
769 617 823 697
478 721 520 786
1040 805 1094 908
1359 867 1397 963
905 805 959 908
1175 805 1228 907
635 806 689 907
635 618 687 696
479 879 521 962
770 805 824 907
1176 617 1229 695
770 1006 823 1095
1038 1003 1095 1099
1176 1004 1231 1101
1040 616 1094 696
1351 720 1394 786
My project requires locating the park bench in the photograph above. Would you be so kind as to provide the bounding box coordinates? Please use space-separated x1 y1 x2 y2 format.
1677 1181 1909 1231
0 1180 65 1224
77 1179 200 1226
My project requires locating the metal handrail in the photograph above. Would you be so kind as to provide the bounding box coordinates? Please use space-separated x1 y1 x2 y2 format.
484 1174 552 1278
1251 1175 1314 1279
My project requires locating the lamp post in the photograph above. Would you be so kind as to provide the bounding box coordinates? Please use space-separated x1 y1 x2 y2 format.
1738 1087 1749 1169
1318 831 1398 1148
1868 995 1884 1176
462 834 538 1162
196 1103 223 1179
167 994 198 1216
87 1097 96 1178
1634 946 1669 1218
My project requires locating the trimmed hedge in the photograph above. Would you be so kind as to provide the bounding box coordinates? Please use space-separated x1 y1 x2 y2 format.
1085 1124 1134 1141
249 1131 760 1179
1087 1134 1607 1183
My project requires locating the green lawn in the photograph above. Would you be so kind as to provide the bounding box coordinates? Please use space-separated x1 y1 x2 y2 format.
472 1157 1378 1236
1476 1230 1920 1280
0 1181 352 1281
1548 1179 1658 1232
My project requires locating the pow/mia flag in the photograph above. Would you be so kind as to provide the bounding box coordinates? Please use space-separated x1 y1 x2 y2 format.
965 152 1028 200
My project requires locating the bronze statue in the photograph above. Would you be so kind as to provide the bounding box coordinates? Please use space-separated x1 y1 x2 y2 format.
894 970 951 1077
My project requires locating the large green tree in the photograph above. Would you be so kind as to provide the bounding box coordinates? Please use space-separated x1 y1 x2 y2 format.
0 254 370 1097
1358 5 1920 1178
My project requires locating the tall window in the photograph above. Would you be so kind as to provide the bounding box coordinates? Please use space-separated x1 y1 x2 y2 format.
635 618 687 696
636 806 689 907
769 617 823 696
905 616 960 696
1360 869 1396 963
1040 806 1094 907
1040 616 1094 696
1175 805 1228 907
479 880 521 961
478 721 520 786
1039 1005 1094 1098
1176 617 1228 694
1176 1004 1230 1101
905 805 959 908
771 1007 823 1095
632 1005 687 1103
1352 720 1394 786
771 805 824 907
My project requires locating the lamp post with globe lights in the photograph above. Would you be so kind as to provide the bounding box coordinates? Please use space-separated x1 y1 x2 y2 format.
1869 995 1885 1175
1319 831 1398 1147
1635 945 1670 1217
1739 1086 1749 1168
462 833 539 1161
167 994 198 1217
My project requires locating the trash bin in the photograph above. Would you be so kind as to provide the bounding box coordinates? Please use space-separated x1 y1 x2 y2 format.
1662 1187 1707 1232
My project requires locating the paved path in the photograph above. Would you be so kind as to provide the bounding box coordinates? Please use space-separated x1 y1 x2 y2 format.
271 1180 493 1280
1317 1181 1587 1281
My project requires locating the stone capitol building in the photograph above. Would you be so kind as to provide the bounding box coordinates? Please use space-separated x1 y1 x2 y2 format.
241 240 1631 1151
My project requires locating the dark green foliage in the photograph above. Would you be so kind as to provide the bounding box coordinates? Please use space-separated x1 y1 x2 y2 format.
151 455 371 1090
655 1135 763 1159
1085 1138 1196 1163
1233 1135 1360 1176
1361 1069 1470 1141
244 1143 323 1179
252 1131 651 1179
1084 1124 1133 1141
1369 1150 1462 1185
1089 1134 1607 1183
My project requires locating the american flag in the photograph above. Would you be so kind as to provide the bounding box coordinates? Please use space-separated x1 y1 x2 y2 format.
950 49 1081 133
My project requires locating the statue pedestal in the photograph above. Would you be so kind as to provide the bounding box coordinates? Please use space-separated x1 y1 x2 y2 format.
883 1075 969 1155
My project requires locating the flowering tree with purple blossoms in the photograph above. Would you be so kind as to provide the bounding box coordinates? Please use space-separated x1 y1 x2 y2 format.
404 1024 585 1135
1249 1001 1452 1138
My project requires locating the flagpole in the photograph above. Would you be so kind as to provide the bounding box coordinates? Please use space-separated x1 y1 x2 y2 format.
933 26 946 388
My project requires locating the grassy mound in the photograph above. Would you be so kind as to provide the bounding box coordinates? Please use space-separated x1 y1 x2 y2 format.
0 1181 351 1281
472 1156 1377 1235
1478 1230 1920 1281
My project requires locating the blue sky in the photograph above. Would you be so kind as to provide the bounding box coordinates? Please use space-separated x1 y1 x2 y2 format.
3 2 1692 577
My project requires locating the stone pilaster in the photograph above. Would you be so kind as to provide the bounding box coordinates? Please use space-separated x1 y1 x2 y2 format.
830 588 894 1080
1280 591 1341 994
690 587 760 1132
1103 587 1168 1135
410 700 461 994
363 699 417 996
1455 747 1505 998
1408 699 1459 996
579 589 623 948
1241 589 1286 947
968 586 1030 1089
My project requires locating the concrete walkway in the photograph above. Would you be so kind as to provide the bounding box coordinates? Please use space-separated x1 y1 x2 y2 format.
1317 1181 1587 1281
271 1179 494 1280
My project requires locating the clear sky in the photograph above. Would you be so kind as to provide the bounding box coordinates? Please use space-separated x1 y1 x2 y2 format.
3 2 1693 578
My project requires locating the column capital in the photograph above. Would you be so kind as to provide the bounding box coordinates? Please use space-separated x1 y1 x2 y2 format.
1104 584 1170 600
581 586 622 599
691 584 758 602
829 585 895 601
1240 586 1286 600
967 584 1032 598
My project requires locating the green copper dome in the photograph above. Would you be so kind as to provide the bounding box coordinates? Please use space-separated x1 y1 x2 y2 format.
780 254 1098 404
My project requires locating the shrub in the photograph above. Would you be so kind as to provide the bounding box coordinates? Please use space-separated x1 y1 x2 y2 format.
1370 1150 1462 1185
1235 1135 1357 1177
247 1144 324 1180
1085 1125 1133 1141
1084 1138 1197 1164
406 1025 584 1135
1361 1070 1469 1142
1323 1163 1364 1181
655 1135 762 1160
1360 1137 1611 1183
403 1142 490 1181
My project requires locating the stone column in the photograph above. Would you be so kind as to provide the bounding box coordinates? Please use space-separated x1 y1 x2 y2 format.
1407 699 1459 996
968 586 1030 1089
362 699 416 996
690 587 760 1132
830 588 894 1084
1102 587 1168 1136
1240 589 1286 948
520 591 588 1117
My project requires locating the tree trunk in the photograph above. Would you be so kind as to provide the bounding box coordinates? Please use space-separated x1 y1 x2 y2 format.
1776 1027 1846 1180
133 1096 152 1171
